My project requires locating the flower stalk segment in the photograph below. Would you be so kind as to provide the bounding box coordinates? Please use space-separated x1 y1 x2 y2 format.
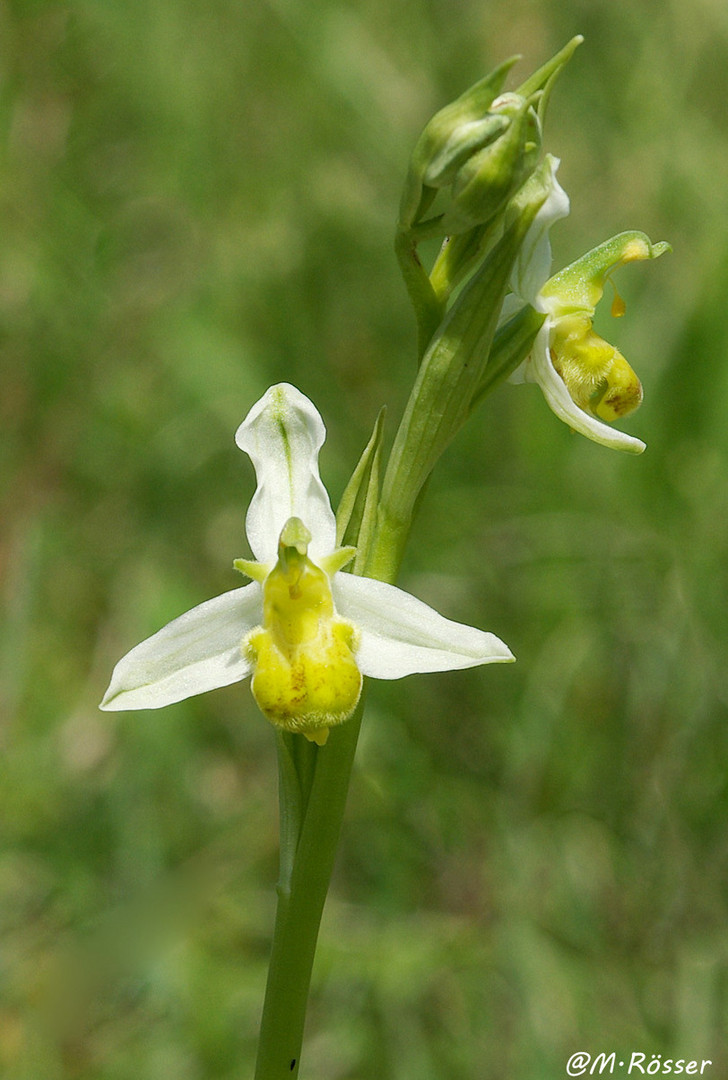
369 157 558 583
255 705 365 1080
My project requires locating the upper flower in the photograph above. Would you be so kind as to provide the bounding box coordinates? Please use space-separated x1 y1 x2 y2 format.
507 156 670 453
100 384 513 744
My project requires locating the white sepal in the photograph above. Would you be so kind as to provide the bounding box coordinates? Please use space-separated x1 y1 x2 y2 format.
100 584 262 711
235 383 337 565
510 155 569 304
333 574 514 680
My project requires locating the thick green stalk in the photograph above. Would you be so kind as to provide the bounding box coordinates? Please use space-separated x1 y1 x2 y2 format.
254 704 364 1080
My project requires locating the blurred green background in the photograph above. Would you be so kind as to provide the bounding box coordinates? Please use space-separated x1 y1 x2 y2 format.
2 0 727 1076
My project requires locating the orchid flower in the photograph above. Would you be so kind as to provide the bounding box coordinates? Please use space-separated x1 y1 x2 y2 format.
507 156 670 453
101 384 513 744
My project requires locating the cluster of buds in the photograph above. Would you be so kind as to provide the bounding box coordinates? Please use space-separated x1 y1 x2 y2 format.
399 57 542 238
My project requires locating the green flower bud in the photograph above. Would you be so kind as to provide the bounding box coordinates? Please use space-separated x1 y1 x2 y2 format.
438 93 541 235
515 35 583 126
399 57 517 231
398 38 583 239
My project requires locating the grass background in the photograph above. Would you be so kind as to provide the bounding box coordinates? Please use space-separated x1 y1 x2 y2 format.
2 0 727 1076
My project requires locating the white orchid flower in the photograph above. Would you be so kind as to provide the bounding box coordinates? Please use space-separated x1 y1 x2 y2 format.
508 156 670 453
101 384 513 744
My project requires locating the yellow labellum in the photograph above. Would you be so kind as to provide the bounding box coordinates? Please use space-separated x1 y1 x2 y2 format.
550 314 643 423
242 518 361 745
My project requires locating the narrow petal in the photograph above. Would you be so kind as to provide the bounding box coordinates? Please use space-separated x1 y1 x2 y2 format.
510 155 569 304
332 575 514 680
541 231 671 315
235 384 337 564
530 323 646 454
100 584 262 711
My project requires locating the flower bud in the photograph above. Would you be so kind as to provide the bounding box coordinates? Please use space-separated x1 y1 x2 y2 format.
438 93 541 235
399 38 583 238
399 57 517 231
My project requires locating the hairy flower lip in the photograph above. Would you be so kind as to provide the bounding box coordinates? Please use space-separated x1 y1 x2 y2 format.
100 384 513 721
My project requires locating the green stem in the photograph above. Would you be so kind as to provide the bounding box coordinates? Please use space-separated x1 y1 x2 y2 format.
429 220 498 304
470 303 545 410
374 218 530 565
394 228 445 359
254 434 401 1078
274 732 316 895
363 505 410 584
254 704 364 1080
